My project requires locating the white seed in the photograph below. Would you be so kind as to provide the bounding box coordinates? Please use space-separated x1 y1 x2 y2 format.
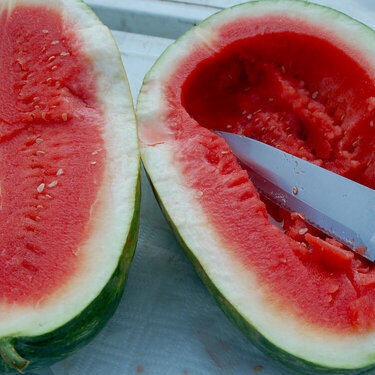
48 180 58 188
46 78 52 82
90 161 97 165
312 91 319 99
48 56 55 62
281 65 286 74
299 228 308 235
269 97 274 102
371 120 374 127
37 183 45 193
221 151 229 154
226 124 232 129
92 151 98 155
41 112 46 120
36 138 43 144
60 52 70 56
46 194 52 199
247 114 253 120
34 105 40 110
62 113 68 121
42 30 49 34
242 110 247 115
51 65 57 71
51 40 59 45
37 205 44 209
56 169 63 176
36 150 45 155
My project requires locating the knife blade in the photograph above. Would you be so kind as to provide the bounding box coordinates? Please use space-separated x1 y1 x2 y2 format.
216 131 375 262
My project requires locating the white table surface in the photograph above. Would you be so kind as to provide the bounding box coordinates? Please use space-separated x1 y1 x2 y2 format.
29 1 375 374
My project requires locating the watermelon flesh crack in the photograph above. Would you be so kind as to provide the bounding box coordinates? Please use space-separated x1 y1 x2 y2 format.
167 25 375 331
0 5 105 304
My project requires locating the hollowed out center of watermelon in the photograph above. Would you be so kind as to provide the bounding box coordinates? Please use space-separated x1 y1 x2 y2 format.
0 6 105 304
172 24 375 331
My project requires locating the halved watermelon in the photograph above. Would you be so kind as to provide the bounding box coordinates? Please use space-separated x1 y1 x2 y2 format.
0 0 139 372
137 0 375 373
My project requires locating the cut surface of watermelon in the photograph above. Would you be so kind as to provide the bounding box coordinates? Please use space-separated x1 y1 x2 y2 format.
137 0 375 372
0 3 106 304
0 0 139 372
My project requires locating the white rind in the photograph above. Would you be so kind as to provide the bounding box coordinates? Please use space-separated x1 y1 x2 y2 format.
138 0 375 370
0 0 139 336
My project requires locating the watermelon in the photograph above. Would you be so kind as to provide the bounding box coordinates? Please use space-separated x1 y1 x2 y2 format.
137 0 375 373
0 0 139 372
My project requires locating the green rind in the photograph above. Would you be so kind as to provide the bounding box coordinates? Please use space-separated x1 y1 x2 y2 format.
0 170 141 374
144 169 375 375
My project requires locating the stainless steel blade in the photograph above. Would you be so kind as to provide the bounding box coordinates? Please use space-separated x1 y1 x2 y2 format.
216 131 375 261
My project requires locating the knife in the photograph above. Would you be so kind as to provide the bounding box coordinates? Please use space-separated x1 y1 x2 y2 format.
216 131 375 262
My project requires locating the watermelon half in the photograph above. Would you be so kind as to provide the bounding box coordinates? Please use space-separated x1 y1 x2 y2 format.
137 1 375 373
0 0 139 372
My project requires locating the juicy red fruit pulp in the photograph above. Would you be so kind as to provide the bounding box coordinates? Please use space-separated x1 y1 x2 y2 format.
0 5 105 303
173 19 375 331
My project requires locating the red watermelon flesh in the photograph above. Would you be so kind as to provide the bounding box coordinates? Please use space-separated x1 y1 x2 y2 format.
162 17 375 331
0 5 105 304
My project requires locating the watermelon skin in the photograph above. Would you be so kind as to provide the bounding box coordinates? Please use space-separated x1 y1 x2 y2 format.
0 173 140 374
137 0 375 372
146 171 375 375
